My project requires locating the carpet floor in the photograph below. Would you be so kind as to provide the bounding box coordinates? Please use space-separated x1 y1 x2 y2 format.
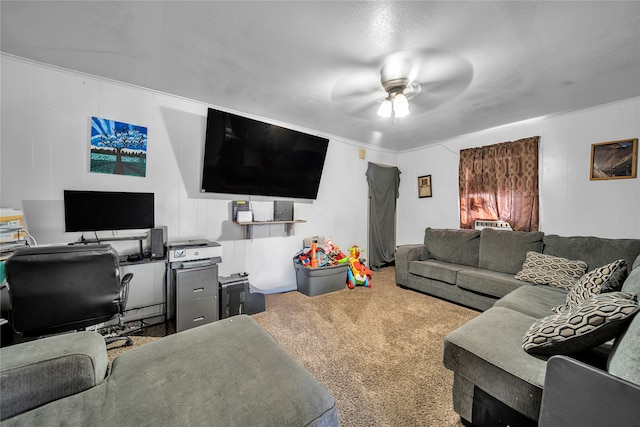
107 266 478 426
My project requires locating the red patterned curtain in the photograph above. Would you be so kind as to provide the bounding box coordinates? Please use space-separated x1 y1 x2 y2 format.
459 136 539 231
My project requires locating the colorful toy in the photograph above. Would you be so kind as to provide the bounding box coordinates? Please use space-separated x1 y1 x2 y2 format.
334 246 349 265
310 242 319 268
293 240 351 268
347 245 373 289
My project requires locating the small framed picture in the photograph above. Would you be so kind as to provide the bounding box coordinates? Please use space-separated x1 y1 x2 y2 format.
418 175 432 198
590 138 637 180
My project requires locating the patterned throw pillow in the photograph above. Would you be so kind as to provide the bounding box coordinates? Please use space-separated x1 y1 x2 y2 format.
515 251 588 290
523 292 639 355
552 259 627 313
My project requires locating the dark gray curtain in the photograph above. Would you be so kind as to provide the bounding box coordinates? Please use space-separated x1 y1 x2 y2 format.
366 162 401 270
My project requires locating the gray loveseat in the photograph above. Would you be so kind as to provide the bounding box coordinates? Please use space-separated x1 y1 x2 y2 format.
0 315 339 426
396 228 640 425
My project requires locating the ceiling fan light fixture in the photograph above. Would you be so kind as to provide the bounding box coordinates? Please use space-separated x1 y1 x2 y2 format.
377 98 393 117
378 80 411 119
393 93 409 117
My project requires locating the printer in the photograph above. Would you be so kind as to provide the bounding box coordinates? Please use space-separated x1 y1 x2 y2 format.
168 239 222 263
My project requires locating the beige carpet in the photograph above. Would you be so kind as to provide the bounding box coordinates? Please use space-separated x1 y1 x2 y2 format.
252 267 477 426
107 266 478 426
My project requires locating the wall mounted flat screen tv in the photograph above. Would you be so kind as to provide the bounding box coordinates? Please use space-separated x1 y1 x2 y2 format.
201 108 330 199
64 190 155 232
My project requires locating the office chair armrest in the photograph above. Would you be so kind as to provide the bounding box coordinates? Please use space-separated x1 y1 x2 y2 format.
119 273 134 311
539 355 640 427
121 272 134 287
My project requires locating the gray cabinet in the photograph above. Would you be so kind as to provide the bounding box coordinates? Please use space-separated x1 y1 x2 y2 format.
174 264 218 332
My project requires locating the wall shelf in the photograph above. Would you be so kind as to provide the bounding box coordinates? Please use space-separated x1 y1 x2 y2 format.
234 220 306 239
71 234 148 257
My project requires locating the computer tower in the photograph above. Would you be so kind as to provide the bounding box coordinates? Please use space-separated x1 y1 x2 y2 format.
149 226 166 259
220 280 245 318
219 273 265 318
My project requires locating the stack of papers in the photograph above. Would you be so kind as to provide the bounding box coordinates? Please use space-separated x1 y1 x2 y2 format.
1 208 27 256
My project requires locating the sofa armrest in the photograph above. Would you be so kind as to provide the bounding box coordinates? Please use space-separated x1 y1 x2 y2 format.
395 244 427 286
539 355 640 427
0 331 108 420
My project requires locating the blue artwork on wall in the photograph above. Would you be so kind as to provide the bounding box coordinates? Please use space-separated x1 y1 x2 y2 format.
90 116 148 177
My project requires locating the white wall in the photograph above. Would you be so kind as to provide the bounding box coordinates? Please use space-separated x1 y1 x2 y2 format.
0 55 396 292
3 55 638 293
397 97 640 244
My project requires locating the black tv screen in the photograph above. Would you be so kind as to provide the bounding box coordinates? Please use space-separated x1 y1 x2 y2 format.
201 108 329 199
64 190 155 232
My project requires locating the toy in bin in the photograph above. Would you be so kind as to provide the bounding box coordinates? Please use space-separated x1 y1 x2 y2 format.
347 245 373 289
293 238 347 268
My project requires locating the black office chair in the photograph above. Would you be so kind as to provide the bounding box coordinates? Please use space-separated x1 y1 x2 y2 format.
4 244 133 346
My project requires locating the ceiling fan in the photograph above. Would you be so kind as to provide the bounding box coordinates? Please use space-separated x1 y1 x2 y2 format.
331 48 474 120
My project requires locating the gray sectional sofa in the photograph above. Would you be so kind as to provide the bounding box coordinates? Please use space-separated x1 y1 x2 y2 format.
396 227 640 311
396 227 640 425
0 315 339 426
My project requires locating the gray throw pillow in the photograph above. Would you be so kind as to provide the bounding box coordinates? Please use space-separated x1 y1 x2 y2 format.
515 251 588 290
523 292 639 355
553 259 627 313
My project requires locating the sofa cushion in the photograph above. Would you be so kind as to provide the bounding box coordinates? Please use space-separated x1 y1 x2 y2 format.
554 259 627 313
621 257 640 295
609 259 640 386
424 228 481 267
515 251 588 290
408 259 464 285
457 268 525 299
106 315 338 427
0 331 108 421
479 228 544 274
542 234 640 272
444 306 549 386
3 316 339 427
607 302 640 386
522 292 639 355
494 285 568 319
443 306 548 421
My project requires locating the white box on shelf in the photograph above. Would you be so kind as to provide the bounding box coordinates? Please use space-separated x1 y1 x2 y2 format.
251 201 274 222
236 211 253 223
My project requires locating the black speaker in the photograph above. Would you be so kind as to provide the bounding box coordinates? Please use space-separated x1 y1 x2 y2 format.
150 227 166 259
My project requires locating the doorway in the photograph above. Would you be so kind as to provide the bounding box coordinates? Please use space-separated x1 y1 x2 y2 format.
366 162 401 270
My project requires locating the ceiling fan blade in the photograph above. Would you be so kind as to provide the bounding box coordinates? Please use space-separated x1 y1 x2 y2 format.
409 75 473 114
333 93 382 118
409 49 474 87
331 68 387 118
345 102 381 118
400 48 474 115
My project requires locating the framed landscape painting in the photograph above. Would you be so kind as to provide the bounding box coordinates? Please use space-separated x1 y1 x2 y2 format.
90 116 148 177
590 138 637 180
